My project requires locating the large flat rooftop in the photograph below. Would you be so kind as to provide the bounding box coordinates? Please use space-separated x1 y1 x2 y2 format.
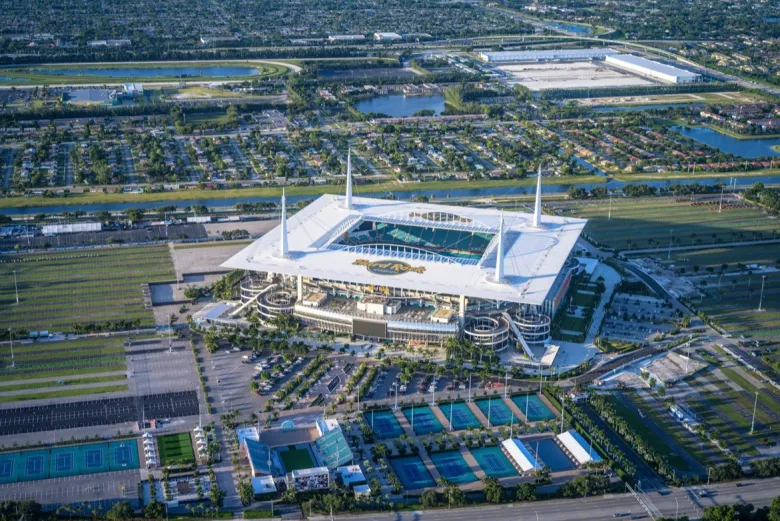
222 194 586 306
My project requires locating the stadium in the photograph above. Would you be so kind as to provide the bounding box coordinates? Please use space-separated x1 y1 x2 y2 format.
223 156 586 361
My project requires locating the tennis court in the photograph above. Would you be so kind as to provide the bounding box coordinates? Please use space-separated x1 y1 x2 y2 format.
0 441 140 483
470 446 518 478
429 451 477 484
364 410 404 439
157 432 195 466
475 398 513 426
389 456 435 489
402 406 443 435
512 394 556 422
279 445 315 472
439 402 481 430
535 438 576 471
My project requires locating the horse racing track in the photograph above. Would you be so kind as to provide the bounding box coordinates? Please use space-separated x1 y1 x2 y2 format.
0 390 199 435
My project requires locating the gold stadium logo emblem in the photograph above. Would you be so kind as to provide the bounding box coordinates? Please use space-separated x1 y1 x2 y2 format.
353 259 426 275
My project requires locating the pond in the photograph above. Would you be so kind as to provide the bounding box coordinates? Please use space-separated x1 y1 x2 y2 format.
671 126 780 158
30 66 261 78
354 94 445 117
545 22 592 34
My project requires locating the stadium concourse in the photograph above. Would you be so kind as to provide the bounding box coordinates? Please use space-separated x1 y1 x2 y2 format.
218 158 586 369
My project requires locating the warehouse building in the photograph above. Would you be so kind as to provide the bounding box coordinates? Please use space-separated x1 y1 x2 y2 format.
604 54 701 84
479 48 620 63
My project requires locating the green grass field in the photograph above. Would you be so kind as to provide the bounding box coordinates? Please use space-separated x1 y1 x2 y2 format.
0 337 128 398
557 197 777 253
1 245 174 331
669 243 780 337
157 433 196 466
279 446 314 472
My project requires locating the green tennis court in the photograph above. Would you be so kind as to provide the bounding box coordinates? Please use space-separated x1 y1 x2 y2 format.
279 446 315 472
157 433 195 466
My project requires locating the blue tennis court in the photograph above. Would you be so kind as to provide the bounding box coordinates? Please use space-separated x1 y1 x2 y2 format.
50 447 77 478
535 438 576 471
438 402 481 430
109 441 140 470
18 451 48 482
364 410 404 439
470 446 518 478
0 454 17 484
402 406 443 435
512 394 556 421
429 451 477 484
389 456 435 489
475 398 513 426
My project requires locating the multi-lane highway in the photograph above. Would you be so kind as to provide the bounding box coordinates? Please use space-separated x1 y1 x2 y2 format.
328 478 780 521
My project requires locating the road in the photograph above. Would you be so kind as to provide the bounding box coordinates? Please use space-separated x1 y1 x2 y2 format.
325 478 780 521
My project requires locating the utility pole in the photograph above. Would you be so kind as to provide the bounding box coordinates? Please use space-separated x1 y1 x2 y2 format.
13 270 19 304
718 185 724 213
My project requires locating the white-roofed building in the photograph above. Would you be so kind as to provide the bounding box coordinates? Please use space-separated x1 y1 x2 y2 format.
479 48 620 63
222 162 585 361
557 430 602 465
501 439 542 473
374 32 402 41
604 54 701 84
337 465 367 489
290 467 330 491
42 222 101 235
250 475 278 497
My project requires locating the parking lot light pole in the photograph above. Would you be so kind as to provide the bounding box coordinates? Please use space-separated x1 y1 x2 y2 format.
758 276 766 311
8 329 14 369
707 467 712 487
13 270 19 304
504 371 508 399
750 391 759 434
468 374 472 403
675 497 679 519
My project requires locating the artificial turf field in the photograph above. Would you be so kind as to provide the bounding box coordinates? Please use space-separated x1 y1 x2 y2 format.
157 433 196 466
0 245 174 331
279 446 315 472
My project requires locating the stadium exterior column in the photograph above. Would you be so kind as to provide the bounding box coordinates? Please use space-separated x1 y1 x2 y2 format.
458 295 466 331
297 276 303 301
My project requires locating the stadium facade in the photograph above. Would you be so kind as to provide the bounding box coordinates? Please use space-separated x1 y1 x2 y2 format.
223 154 586 359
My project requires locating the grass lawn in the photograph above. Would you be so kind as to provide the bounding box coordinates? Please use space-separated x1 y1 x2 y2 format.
0 337 128 385
720 367 780 415
556 196 778 253
279 446 314 472
604 394 692 471
0 384 128 403
0 374 126 392
157 433 196 466
1 245 174 331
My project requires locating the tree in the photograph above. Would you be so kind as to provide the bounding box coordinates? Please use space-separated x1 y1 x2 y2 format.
143 500 165 520
322 493 345 514
105 500 134 521
703 504 737 521
421 490 439 508
769 496 780 521
483 476 503 503
516 482 537 501
237 479 254 506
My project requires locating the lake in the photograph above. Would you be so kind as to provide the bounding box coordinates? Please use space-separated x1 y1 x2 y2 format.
672 126 780 158
30 66 261 78
545 22 592 35
354 94 445 117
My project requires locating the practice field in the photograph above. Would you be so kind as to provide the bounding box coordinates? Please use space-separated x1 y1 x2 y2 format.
156 433 195 467
0 337 129 395
470 446 518 478
669 243 780 337
0 441 139 484
438 402 481 431
1 245 175 331
278 445 315 473
389 456 435 490
402 406 443 435
429 451 477 484
556 196 777 253
364 410 404 439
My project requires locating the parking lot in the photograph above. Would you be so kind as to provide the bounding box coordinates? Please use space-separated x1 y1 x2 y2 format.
0 468 140 507
601 293 677 343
